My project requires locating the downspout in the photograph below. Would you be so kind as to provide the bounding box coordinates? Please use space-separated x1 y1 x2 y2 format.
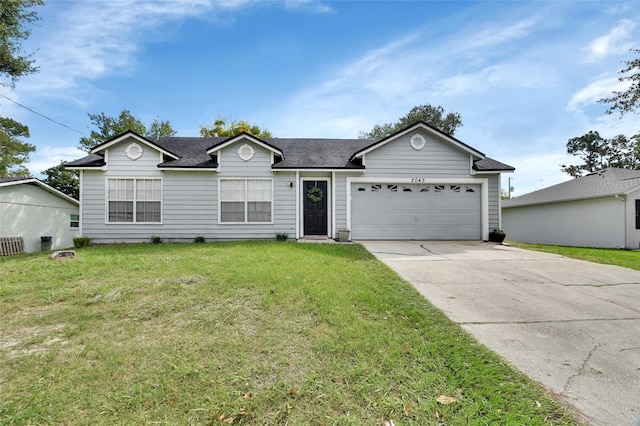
614 194 627 248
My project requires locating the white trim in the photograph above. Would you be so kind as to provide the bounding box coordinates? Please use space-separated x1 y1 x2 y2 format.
0 178 79 206
497 173 502 230
295 171 300 239
217 178 274 225
474 170 514 175
273 168 365 173
79 170 84 236
207 134 283 157
158 168 219 172
91 131 178 159
331 171 336 238
346 176 489 240
353 122 484 159
300 177 331 238
104 177 164 225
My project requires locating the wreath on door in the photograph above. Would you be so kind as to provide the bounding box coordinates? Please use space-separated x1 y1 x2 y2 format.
306 186 324 203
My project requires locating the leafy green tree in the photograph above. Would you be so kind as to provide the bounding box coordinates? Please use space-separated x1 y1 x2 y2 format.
561 130 640 177
41 161 79 199
200 117 273 138
359 104 463 139
0 0 43 88
600 47 640 116
0 0 43 176
0 117 34 177
79 109 176 151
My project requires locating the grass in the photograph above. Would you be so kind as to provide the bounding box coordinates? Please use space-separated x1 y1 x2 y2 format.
0 242 577 425
510 241 640 271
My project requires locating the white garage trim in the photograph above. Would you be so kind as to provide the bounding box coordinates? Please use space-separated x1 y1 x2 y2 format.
346 177 489 240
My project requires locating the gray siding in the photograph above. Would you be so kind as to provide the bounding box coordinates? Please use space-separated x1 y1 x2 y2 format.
363 130 472 178
333 172 362 236
487 174 500 231
81 137 297 243
348 129 503 239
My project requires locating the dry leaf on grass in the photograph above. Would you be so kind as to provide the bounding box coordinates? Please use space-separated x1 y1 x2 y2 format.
436 395 458 405
404 402 413 416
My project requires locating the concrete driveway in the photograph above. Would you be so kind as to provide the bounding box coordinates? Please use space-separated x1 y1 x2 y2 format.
360 240 640 426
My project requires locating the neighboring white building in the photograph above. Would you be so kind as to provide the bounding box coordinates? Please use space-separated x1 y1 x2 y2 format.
502 168 640 248
0 178 80 253
65 122 514 243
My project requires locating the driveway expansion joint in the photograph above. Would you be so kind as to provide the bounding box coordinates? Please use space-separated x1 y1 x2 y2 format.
458 317 640 325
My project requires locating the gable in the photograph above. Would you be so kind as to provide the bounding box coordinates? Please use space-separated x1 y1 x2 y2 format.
207 133 283 158
352 121 484 160
91 131 178 160
0 180 79 207
356 128 477 178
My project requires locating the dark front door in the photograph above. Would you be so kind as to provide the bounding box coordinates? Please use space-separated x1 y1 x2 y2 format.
303 180 328 236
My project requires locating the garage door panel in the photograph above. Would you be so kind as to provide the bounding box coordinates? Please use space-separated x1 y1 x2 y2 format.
351 183 481 240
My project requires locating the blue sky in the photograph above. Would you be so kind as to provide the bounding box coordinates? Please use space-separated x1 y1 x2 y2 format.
2 0 639 196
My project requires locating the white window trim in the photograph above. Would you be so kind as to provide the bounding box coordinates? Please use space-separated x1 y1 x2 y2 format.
218 178 274 225
70 213 80 229
104 177 163 225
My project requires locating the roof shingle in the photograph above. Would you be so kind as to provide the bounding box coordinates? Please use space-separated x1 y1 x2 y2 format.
502 168 640 208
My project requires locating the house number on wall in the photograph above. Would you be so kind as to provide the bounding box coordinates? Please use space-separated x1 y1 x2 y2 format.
410 178 425 183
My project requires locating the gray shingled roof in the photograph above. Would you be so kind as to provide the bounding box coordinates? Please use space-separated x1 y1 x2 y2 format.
155 137 222 168
269 138 372 169
0 177 31 184
65 153 105 167
473 157 515 172
64 131 514 172
502 168 640 208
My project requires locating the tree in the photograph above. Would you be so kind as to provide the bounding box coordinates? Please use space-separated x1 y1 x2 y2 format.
0 117 35 177
0 0 43 88
79 109 176 151
0 0 43 176
200 117 273 138
560 130 640 177
600 47 640 116
41 161 79 199
359 104 463 139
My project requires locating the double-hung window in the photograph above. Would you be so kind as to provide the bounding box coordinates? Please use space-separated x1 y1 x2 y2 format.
107 178 162 223
220 179 272 223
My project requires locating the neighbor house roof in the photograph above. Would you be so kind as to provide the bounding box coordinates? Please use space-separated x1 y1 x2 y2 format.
64 124 515 172
0 177 79 204
502 168 640 208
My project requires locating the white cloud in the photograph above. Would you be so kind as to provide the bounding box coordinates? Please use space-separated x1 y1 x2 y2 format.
502 152 574 197
567 75 629 111
585 19 636 63
28 146 87 177
284 0 334 14
20 0 254 101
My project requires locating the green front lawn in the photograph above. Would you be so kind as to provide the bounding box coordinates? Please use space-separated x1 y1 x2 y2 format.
0 242 576 425
510 242 640 271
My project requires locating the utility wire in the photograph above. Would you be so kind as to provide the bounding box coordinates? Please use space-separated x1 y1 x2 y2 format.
0 93 87 136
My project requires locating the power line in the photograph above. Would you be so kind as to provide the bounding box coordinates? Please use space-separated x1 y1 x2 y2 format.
0 93 87 136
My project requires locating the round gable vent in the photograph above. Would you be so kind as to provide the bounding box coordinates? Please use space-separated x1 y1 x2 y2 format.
238 144 255 161
410 134 426 151
125 142 143 160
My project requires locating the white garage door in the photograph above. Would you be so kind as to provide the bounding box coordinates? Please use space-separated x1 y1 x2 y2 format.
351 183 481 240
